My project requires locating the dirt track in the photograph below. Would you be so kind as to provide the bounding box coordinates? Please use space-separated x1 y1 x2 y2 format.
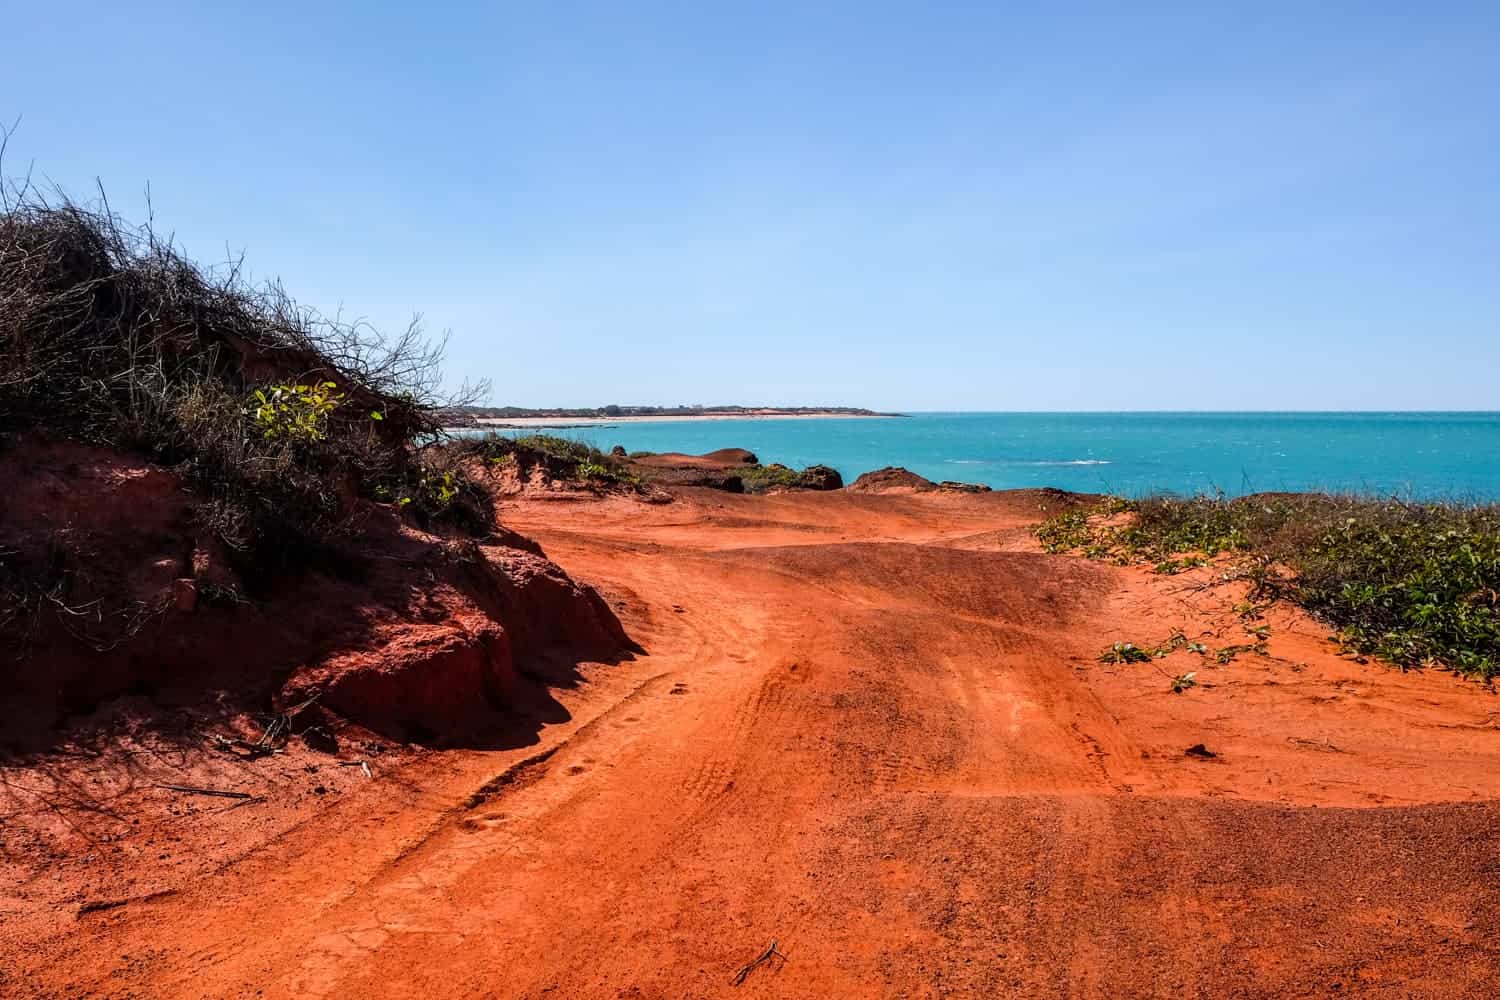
5 488 1500 997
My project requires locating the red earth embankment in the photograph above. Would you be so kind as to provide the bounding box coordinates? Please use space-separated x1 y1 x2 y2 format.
3 482 1500 997
0 437 631 750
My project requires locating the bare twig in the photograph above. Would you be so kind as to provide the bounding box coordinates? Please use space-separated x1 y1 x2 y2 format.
154 783 252 800
1287 736 1349 754
732 939 790 986
208 734 279 759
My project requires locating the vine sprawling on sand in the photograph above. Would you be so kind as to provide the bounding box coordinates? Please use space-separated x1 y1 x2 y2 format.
1036 493 1500 680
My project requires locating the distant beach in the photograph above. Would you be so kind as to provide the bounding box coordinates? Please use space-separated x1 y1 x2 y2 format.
469 411 898 429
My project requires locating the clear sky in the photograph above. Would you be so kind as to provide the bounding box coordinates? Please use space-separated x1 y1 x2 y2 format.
5 3 1498 410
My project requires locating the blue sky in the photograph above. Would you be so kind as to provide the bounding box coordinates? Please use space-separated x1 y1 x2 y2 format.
5 2 1498 410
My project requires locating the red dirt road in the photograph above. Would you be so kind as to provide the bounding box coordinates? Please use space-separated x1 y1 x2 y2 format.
5 488 1500 997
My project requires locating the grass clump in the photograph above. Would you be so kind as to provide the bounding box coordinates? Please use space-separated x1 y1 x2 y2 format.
1036 493 1500 681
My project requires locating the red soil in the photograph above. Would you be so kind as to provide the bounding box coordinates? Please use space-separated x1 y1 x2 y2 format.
4 484 1500 997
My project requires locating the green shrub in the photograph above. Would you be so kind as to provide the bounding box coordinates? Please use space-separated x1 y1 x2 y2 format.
1295 503 1500 677
453 432 640 489
738 463 801 493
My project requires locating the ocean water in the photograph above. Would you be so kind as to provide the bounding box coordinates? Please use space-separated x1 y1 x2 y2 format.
486 412 1500 500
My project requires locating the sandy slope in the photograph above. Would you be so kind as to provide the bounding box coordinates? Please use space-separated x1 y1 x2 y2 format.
5 487 1500 998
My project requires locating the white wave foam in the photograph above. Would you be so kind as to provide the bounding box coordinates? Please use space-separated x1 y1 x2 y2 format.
944 458 1112 467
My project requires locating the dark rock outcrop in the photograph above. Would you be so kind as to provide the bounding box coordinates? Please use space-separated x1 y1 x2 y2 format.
797 465 844 491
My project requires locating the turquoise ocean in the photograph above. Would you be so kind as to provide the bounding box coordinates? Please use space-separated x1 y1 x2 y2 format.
490 412 1500 500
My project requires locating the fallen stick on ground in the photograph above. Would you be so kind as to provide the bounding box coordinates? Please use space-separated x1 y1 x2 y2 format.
732 938 790 986
154 783 253 800
340 760 374 778
1287 736 1349 754
208 734 281 759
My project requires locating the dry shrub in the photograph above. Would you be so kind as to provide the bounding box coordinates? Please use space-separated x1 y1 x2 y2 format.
0 164 493 648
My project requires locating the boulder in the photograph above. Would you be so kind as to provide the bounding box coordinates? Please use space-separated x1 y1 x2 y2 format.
847 467 937 494
796 465 844 491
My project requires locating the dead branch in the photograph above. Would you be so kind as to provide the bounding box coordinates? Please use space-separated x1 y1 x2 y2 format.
732 938 790 986
154 783 252 800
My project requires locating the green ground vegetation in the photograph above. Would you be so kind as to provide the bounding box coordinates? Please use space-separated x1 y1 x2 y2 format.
1041 493 1500 681
454 433 643 490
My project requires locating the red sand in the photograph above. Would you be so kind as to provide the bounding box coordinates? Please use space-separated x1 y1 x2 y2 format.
4 485 1500 997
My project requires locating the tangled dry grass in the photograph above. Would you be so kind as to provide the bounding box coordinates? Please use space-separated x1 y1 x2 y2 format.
0 157 492 653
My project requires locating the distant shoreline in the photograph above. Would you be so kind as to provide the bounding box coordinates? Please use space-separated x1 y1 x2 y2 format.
462 411 901 429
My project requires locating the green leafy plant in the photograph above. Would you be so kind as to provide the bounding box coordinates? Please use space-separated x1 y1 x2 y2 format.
1099 641 1152 664
1170 672 1198 694
1036 509 1098 554
420 471 459 506
1151 631 1211 658
249 382 345 442
1214 642 1268 664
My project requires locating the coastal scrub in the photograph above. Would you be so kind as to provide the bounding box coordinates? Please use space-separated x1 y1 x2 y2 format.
1037 494 1500 680
0 188 489 650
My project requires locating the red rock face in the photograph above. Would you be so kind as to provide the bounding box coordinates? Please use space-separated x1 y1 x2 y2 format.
293 617 517 741
0 436 633 749
846 466 938 493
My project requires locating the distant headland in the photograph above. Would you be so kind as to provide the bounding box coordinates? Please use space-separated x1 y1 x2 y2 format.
438 404 905 428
